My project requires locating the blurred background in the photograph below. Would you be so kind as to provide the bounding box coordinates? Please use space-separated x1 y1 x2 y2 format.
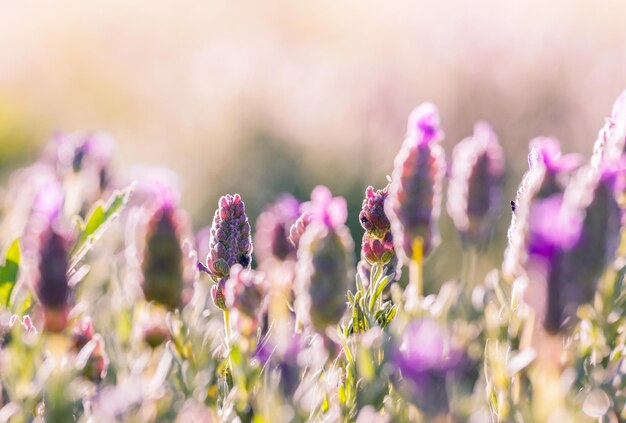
1 0 625 289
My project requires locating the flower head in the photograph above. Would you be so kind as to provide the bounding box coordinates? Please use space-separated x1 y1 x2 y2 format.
386 103 446 262
224 264 270 336
202 194 252 281
254 194 301 264
447 122 505 248
359 185 391 238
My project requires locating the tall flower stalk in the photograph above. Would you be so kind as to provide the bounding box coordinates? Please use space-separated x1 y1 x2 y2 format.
386 103 446 304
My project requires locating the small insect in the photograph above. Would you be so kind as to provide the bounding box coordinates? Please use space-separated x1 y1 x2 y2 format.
510 200 516 213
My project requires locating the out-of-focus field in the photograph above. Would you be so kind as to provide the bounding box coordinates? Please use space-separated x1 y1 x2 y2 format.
1 0 625 287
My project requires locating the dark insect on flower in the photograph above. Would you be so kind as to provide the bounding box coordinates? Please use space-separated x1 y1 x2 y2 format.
510 200 516 213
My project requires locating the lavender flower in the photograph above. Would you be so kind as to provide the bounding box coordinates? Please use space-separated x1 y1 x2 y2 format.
592 90 626 170
359 185 391 239
201 194 252 281
141 201 185 310
389 319 470 416
224 264 270 336
504 138 582 277
447 122 505 248
386 103 446 262
295 186 354 332
254 194 301 264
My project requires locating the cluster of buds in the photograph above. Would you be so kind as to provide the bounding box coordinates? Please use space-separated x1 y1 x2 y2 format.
294 186 354 332
224 264 270 337
70 318 108 383
199 194 252 311
386 103 446 262
253 194 301 264
447 122 505 249
358 184 401 285
141 198 187 310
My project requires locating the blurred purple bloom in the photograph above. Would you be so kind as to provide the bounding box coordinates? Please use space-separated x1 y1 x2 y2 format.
300 185 348 230
254 194 301 263
141 202 185 310
447 121 505 248
289 212 313 249
225 264 270 335
390 319 468 415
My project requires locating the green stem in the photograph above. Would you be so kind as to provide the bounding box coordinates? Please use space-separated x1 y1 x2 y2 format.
409 238 424 299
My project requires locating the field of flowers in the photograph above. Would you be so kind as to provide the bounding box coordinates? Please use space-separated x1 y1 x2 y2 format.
0 87 624 422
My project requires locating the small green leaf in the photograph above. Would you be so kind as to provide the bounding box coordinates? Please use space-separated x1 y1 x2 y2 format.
69 184 134 271
0 239 20 308
369 275 392 312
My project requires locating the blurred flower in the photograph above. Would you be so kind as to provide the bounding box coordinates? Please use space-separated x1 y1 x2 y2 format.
389 319 470 416
592 89 626 170
34 199 72 333
447 121 505 248
200 194 252 281
254 194 301 264
224 264 270 336
70 318 108 383
141 200 186 310
295 186 354 332
386 103 446 262
123 165 181 209
504 138 581 277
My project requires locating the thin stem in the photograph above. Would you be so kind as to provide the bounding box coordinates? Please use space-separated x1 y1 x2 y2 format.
467 247 479 290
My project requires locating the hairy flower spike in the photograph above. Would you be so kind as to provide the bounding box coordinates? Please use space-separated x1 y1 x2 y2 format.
386 103 446 262
289 212 313 248
295 187 354 332
503 138 582 277
141 203 185 310
203 194 252 281
254 194 301 264
447 122 505 248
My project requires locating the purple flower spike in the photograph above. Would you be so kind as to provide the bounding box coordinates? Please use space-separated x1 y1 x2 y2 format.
203 194 252 281
387 103 446 262
359 185 391 239
447 121 505 248
389 319 469 416
142 203 185 310
295 187 354 331
254 194 301 264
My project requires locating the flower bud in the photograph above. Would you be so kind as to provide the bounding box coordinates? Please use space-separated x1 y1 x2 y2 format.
386 103 446 262
254 194 301 264
361 232 394 265
210 278 228 311
447 122 504 248
289 212 313 248
202 194 252 281
141 203 185 310
359 185 391 238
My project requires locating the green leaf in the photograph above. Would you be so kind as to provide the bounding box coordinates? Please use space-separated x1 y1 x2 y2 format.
0 239 20 308
69 184 134 271
369 275 392 312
